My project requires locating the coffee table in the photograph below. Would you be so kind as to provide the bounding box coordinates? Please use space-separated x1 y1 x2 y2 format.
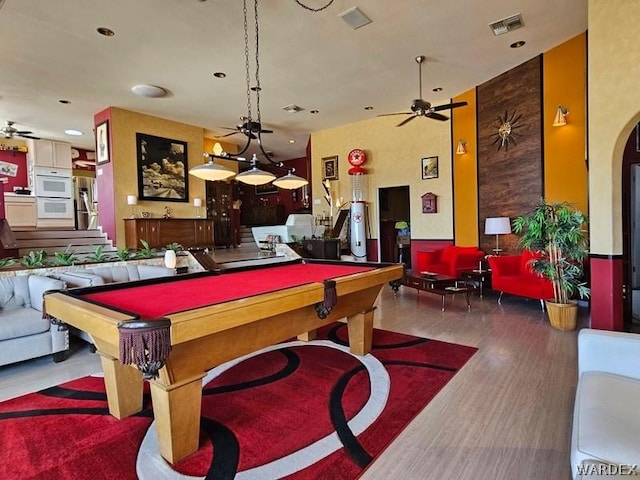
459 269 492 298
402 272 472 311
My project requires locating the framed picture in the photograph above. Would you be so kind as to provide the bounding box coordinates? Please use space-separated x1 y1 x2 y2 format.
255 182 278 195
421 156 439 179
136 133 188 202
322 156 338 181
96 121 110 165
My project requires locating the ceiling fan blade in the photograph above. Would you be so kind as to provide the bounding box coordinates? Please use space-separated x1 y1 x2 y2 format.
18 134 40 140
216 132 240 138
426 112 449 121
396 115 417 127
259 129 273 134
431 101 468 112
15 130 32 135
378 112 412 118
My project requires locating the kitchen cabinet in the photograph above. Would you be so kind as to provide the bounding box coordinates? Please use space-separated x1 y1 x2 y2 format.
123 218 214 250
27 139 72 169
4 194 37 229
206 181 234 247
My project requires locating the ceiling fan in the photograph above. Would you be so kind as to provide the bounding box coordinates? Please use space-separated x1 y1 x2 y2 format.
378 56 468 126
1 121 40 140
217 117 273 140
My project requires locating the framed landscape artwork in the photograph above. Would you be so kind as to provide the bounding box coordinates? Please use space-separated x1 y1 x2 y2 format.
421 156 439 179
136 133 189 202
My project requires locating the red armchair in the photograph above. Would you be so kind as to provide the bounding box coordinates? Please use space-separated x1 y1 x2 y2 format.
416 245 485 277
487 250 554 310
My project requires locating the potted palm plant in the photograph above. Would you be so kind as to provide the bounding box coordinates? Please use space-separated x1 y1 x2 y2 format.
512 199 590 330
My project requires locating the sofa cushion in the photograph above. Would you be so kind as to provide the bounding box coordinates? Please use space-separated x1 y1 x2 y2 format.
573 371 640 470
56 270 106 287
0 276 30 312
28 275 64 313
0 307 50 341
136 265 176 280
440 246 456 264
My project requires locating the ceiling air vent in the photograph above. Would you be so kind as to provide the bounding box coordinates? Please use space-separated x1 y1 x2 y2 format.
489 13 523 36
338 6 372 30
282 104 304 113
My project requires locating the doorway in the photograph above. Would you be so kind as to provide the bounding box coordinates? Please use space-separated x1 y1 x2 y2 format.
378 186 410 266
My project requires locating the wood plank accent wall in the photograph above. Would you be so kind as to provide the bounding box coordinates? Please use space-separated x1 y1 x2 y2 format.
476 56 543 255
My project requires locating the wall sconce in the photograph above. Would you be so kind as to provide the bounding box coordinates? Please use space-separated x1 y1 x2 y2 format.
553 106 569 127
127 195 137 218
456 140 467 155
193 197 202 218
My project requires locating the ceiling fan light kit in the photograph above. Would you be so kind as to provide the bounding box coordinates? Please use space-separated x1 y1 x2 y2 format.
0 121 39 140
378 55 468 126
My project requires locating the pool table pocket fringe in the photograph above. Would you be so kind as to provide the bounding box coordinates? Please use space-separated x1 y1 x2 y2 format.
118 318 172 380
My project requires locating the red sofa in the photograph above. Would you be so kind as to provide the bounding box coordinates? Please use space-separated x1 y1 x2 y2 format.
487 250 554 309
416 245 485 277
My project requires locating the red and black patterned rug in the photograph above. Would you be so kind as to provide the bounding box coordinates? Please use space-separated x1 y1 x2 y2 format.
0 323 477 480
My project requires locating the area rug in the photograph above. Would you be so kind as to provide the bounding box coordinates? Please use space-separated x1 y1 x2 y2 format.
0 323 477 480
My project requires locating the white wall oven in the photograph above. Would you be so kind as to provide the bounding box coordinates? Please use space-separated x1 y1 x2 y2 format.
34 167 73 220
35 167 73 198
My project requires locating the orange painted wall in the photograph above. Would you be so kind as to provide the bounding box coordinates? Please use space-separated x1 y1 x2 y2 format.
543 33 588 213
451 89 478 246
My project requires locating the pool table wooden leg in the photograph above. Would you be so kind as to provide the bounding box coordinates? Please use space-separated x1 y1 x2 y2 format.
347 307 375 356
149 375 204 464
297 330 317 342
100 355 143 419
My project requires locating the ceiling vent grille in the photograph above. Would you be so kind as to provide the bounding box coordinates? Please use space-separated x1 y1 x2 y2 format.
282 104 304 113
338 6 372 30
489 13 523 36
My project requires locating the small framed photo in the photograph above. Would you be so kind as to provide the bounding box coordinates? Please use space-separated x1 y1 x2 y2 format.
255 182 278 195
421 156 438 180
96 121 110 165
322 156 338 181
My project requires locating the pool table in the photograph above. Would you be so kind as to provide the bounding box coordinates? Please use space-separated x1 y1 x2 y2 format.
44 259 403 464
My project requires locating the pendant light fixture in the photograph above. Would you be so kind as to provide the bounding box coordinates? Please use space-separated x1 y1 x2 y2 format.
189 0 309 189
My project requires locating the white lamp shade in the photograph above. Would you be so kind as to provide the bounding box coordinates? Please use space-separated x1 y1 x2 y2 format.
193 197 202 207
235 166 276 186
272 172 309 190
127 195 137 206
189 162 236 181
485 217 512 235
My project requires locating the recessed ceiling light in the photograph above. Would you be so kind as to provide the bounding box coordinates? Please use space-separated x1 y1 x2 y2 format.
213 72 226 78
510 40 526 48
59 99 71 104
64 129 83 136
432 87 443 92
131 84 168 98
289 139 295 144
310 110 319 114
96 27 115 37
364 106 373 110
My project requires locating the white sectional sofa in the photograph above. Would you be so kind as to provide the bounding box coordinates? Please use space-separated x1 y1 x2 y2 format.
0 274 68 366
251 214 324 247
571 328 640 478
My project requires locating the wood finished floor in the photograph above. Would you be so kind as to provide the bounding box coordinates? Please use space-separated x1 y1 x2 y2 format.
0 265 585 480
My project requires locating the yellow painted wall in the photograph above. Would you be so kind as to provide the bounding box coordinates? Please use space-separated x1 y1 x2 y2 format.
588 0 640 254
543 33 588 213
311 115 453 240
451 89 478 246
110 108 204 244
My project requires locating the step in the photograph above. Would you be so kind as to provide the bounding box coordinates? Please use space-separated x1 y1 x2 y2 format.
14 229 106 240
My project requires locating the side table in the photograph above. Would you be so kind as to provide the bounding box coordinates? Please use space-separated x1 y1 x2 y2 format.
460 269 492 298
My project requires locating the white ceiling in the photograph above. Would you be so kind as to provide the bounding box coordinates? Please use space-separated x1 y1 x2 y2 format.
0 0 587 162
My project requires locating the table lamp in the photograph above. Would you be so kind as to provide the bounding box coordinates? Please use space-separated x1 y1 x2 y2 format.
193 197 202 218
127 195 137 219
485 216 511 255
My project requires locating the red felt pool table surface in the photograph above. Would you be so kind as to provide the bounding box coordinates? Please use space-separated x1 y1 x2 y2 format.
80 262 374 318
